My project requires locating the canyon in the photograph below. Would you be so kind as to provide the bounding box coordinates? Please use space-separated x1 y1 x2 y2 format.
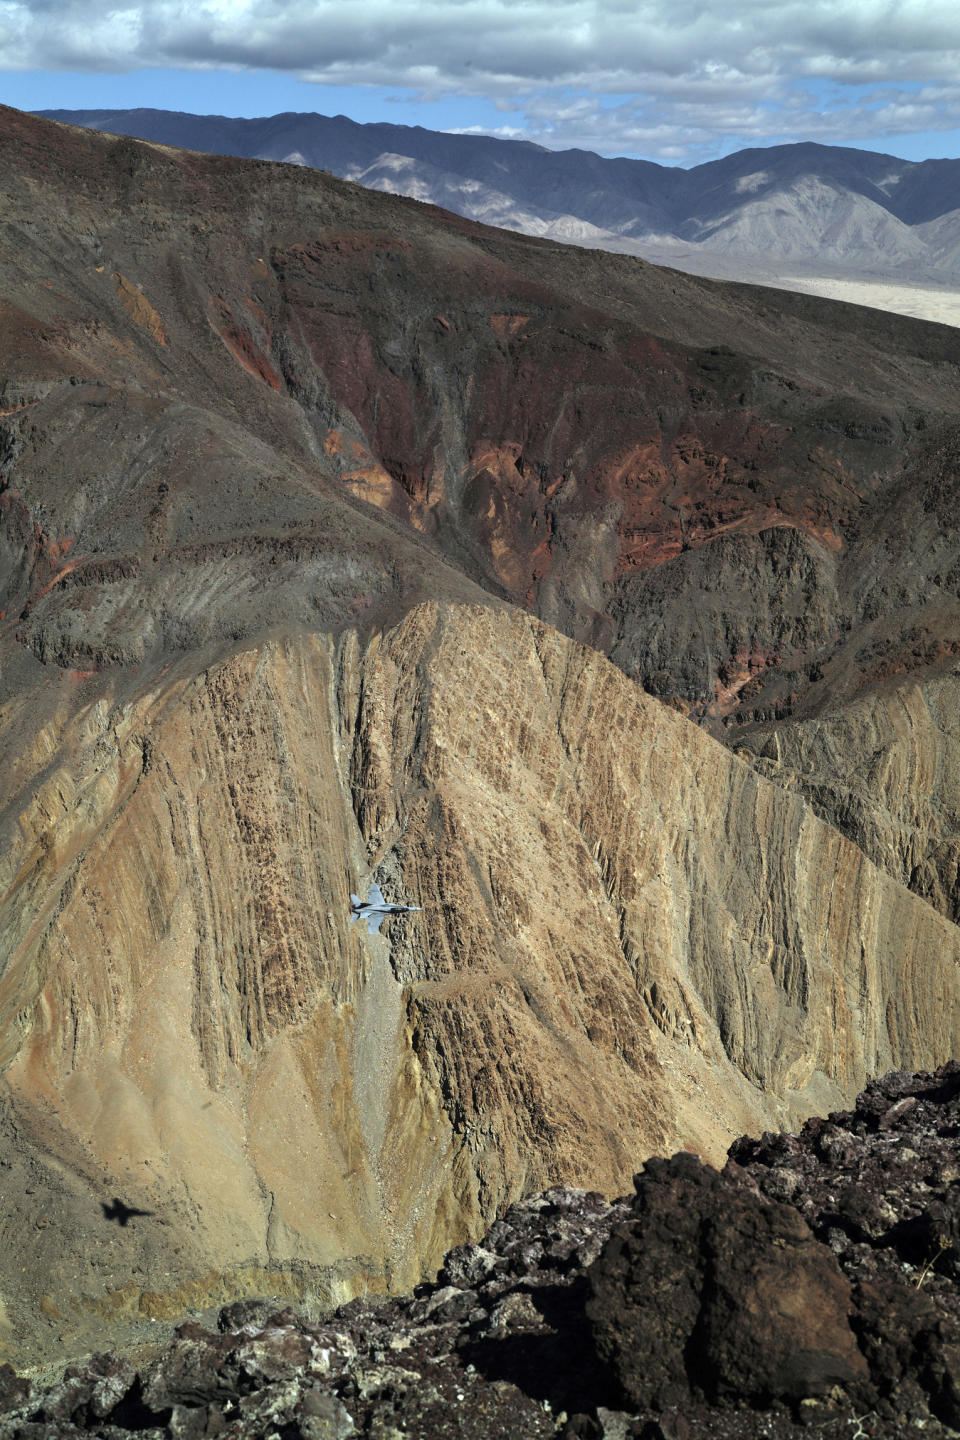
3 105 960 1372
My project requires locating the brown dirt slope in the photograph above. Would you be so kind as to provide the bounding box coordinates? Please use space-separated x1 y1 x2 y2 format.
4 104 960 707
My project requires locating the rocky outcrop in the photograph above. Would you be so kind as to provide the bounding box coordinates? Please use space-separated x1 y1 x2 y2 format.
7 1064 960 1438
586 1061 960 1434
588 1155 868 1413
4 603 960 1368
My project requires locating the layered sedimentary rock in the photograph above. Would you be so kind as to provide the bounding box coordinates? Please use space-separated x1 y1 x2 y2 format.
3 602 960 1367
737 667 960 923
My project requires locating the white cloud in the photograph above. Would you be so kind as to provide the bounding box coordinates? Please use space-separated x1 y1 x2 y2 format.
4 0 960 157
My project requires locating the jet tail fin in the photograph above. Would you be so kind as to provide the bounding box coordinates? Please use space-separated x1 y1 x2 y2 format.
350 894 362 907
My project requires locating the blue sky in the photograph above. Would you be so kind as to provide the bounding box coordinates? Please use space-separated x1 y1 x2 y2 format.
2 1 960 164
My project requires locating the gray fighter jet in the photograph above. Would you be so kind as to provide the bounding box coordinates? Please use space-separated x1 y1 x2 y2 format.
349 882 421 934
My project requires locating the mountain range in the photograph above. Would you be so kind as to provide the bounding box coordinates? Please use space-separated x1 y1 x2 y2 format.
39 106 960 304
4 103 960 1371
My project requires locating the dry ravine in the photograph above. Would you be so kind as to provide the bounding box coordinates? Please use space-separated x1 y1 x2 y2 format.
7 602 960 1369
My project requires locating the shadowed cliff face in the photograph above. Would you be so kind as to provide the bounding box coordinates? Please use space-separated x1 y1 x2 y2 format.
5 107 960 1368
4 604 960 1369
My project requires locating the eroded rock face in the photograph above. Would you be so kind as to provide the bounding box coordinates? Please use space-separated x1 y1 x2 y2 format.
3 106 960 1005
4 604 960 1368
738 666 960 926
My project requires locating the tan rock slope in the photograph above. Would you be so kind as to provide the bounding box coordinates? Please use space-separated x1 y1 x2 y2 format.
739 666 960 926
3 602 960 1367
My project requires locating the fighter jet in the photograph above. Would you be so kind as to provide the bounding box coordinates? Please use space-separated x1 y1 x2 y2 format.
349 881 421 934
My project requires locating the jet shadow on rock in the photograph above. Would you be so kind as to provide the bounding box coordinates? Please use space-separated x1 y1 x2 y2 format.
101 1197 155 1227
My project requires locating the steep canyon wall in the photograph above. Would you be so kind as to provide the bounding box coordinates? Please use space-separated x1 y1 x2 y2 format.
2 604 960 1364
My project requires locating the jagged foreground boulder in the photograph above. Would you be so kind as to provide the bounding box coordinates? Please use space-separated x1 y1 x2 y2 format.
587 1154 868 1411
6 1065 960 1438
3 602 960 1368
588 1062 960 1434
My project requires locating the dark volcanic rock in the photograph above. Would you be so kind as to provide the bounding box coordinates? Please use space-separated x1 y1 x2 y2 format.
586 1153 866 1412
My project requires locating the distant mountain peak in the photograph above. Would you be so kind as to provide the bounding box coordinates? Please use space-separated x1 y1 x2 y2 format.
36 105 960 297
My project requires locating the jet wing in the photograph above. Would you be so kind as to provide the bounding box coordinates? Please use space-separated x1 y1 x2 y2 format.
368 882 385 907
367 911 387 934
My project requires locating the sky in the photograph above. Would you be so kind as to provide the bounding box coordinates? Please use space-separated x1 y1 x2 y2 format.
2 0 960 165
